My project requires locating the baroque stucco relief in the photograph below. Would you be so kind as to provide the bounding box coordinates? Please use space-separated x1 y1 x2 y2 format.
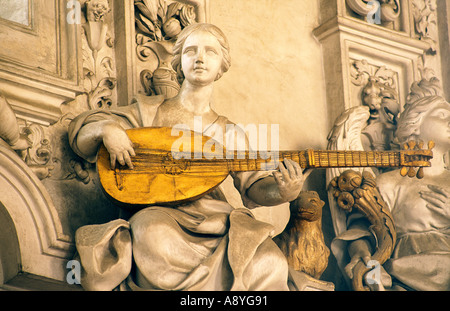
0 0 448 291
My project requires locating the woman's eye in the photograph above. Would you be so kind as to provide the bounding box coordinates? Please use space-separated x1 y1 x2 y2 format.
206 49 218 56
183 48 195 55
437 111 448 119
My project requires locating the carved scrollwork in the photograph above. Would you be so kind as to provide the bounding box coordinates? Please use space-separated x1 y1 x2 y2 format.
88 77 117 109
0 94 54 180
81 0 117 109
346 0 400 23
23 123 52 163
135 0 196 42
411 0 437 52
329 170 396 291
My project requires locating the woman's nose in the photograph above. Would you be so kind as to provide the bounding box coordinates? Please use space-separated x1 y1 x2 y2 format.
196 49 205 63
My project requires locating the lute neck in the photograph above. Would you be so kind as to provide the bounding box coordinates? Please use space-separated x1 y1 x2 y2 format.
226 150 402 172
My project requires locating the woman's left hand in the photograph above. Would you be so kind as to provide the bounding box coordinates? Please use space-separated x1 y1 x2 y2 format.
420 184 450 216
273 159 304 202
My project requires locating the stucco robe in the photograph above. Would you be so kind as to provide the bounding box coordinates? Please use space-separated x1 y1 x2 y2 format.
68 95 293 291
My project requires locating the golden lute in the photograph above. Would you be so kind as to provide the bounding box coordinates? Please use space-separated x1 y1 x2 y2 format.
97 127 434 209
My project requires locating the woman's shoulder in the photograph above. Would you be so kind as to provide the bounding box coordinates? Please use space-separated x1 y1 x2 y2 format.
152 98 183 125
155 97 178 112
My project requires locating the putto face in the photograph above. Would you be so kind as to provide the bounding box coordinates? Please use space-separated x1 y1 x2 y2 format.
86 0 110 22
181 30 224 86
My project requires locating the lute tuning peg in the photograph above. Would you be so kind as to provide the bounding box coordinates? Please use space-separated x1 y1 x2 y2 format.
416 167 424 179
418 141 424 150
408 141 417 150
399 140 433 179
400 166 408 177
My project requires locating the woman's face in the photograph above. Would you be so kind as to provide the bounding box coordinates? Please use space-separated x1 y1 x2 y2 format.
181 30 223 86
419 102 450 148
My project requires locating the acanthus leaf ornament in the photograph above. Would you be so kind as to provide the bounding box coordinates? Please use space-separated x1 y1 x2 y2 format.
350 60 400 151
411 0 438 52
81 0 117 109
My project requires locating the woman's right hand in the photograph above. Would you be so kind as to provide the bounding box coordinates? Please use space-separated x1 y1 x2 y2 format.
102 122 136 170
345 238 372 280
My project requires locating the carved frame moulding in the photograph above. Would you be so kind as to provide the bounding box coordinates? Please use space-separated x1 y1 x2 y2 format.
0 0 32 28
0 140 73 281
343 0 439 47
0 0 123 283
345 38 421 112
313 6 433 129
0 0 83 125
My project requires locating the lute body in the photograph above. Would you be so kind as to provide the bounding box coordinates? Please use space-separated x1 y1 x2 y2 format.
97 127 433 208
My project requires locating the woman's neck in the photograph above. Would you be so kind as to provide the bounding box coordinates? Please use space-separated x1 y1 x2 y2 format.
427 147 449 176
178 81 214 115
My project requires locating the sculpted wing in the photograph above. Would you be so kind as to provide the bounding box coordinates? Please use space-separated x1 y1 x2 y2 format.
326 106 372 236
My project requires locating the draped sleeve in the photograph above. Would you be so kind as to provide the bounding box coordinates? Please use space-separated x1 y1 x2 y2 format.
75 219 133 291
68 95 164 162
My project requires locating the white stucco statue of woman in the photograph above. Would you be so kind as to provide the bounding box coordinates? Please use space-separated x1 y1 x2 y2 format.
68 23 305 291
333 84 450 290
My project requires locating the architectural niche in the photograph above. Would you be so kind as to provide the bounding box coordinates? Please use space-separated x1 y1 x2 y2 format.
0 0 121 285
